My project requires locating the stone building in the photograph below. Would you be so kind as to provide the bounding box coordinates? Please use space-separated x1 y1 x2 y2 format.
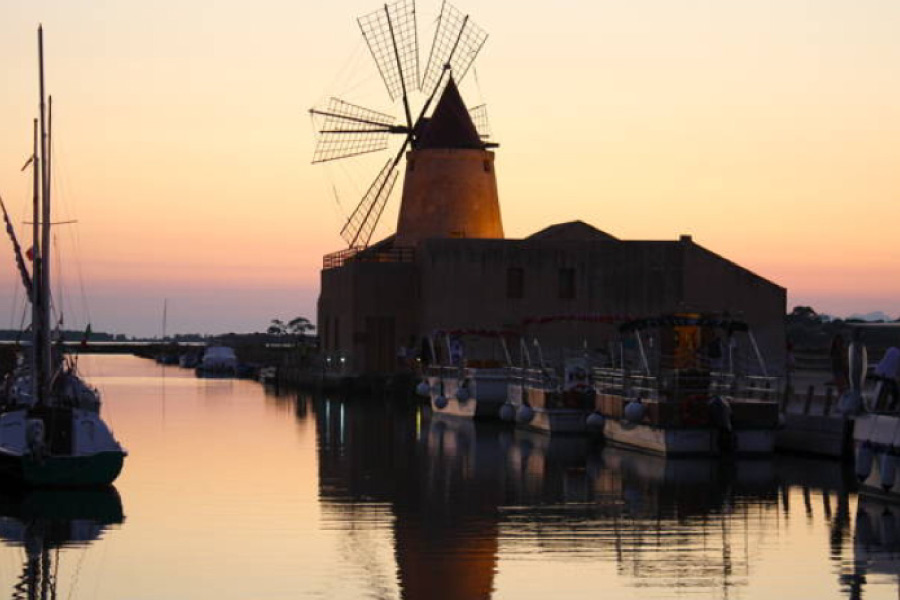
317 81 786 377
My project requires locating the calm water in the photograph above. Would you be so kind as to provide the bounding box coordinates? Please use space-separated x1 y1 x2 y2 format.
0 355 898 599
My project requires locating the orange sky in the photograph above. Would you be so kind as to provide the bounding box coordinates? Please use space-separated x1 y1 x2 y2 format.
1 0 898 335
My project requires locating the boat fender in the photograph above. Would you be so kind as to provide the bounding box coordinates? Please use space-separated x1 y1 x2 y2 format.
882 451 899 491
499 403 516 422
707 396 733 432
415 381 431 397
516 404 535 424
26 418 45 457
838 390 862 416
856 442 875 482
456 381 471 402
434 395 448 410
585 412 605 430
624 400 646 424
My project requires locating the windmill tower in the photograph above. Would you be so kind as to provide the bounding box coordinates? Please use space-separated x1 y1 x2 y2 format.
311 0 503 249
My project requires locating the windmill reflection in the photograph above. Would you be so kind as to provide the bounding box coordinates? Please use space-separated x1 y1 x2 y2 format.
314 397 857 599
0 486 124 600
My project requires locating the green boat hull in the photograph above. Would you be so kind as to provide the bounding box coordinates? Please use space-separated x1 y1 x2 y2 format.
0 451 125 487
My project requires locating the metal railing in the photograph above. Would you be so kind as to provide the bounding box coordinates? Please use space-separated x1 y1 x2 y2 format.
322 246 415 269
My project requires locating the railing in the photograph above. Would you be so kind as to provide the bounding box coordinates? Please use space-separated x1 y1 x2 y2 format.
592 366 780 402
322 246 416 270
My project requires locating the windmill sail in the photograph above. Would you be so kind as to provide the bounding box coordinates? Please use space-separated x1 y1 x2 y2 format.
421 1 487 97
340 158 400 248
358 0 420 103
311 98 398 163
468 104 491 140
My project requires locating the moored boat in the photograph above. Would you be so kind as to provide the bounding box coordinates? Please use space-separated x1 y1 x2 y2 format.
195 345 239 377
851 343 900 498
0 27 127 487
418 330 513 420
587 314 781 456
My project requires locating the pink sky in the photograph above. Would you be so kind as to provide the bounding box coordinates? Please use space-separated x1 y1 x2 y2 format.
1 0 898 336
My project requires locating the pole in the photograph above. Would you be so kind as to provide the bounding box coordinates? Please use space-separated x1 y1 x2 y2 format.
31 118 41 403
38 26 52 402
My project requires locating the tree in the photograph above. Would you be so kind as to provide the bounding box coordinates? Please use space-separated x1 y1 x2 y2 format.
267 319 287 336
267 317 315 337
287 317 315 336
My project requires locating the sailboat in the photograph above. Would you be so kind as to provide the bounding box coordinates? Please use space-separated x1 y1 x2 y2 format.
0 27 126 486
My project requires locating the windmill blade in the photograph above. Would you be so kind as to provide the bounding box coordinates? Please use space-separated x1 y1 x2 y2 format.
421 1 488 97
340 158 400 248
358 0 420 106
311 97 398 163
468 103 491 139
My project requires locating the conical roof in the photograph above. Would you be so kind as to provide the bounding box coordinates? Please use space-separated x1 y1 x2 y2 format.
416 77 484 150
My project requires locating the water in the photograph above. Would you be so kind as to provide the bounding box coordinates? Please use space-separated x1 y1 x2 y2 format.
0 354 898 599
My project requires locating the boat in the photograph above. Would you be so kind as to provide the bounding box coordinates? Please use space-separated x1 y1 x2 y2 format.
416 329 514 419
850 340 900 498
195 345 239 377
502 314 623 434
505 345 598 434
586 314 781 456
0 27 126 487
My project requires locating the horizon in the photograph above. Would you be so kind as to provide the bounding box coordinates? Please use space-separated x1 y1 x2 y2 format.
1 1 899 337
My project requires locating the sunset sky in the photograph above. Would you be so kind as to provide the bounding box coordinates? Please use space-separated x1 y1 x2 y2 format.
1 0 899 336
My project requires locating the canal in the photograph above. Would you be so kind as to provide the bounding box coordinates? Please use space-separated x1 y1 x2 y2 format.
0 354 897 599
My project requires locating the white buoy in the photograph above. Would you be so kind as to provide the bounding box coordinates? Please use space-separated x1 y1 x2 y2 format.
456 383 471 402
499 403 516 422
856 442 875 482
882 452 899 491
516 404 535 424
434 395 448 410
415 381 431 397
586 412 605 430
624 400 646 423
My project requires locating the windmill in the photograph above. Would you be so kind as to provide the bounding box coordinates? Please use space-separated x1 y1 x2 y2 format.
310 0 497 250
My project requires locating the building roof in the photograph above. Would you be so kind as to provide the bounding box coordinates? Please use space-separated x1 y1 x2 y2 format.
416 77 484 150
526 220 619 242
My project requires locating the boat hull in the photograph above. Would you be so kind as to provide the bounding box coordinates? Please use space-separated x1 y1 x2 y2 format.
0 449 125 487
428 369 507 420
601 419 774 456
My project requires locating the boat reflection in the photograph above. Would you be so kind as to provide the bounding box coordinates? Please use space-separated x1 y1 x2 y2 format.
853 497 900 598
314 396 860 599
0 486 124 599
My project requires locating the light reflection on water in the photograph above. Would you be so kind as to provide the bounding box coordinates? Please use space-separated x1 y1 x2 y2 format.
1 355 899 598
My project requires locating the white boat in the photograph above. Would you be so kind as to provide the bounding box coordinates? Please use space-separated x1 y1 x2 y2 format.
851 342 900 498
417 330 513 420
586 314 781 456
196 346 239 377
0 27 126 487
505 355 596 434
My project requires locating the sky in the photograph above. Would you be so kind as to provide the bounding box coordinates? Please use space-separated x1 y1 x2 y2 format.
1 0 899 336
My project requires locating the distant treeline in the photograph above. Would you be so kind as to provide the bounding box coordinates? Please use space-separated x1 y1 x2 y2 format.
787 306 900 352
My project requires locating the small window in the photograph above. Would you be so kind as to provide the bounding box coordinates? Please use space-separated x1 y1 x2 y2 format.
483 160 492 173
507 267 524 299
408 160 415 172
558 268 575 299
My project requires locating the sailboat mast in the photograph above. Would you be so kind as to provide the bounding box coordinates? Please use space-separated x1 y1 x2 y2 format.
31 118 41 403
38 25 52 403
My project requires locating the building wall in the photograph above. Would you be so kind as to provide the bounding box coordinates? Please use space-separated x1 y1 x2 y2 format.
318 261 417 375
319 236 786 376
680 239 787 374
